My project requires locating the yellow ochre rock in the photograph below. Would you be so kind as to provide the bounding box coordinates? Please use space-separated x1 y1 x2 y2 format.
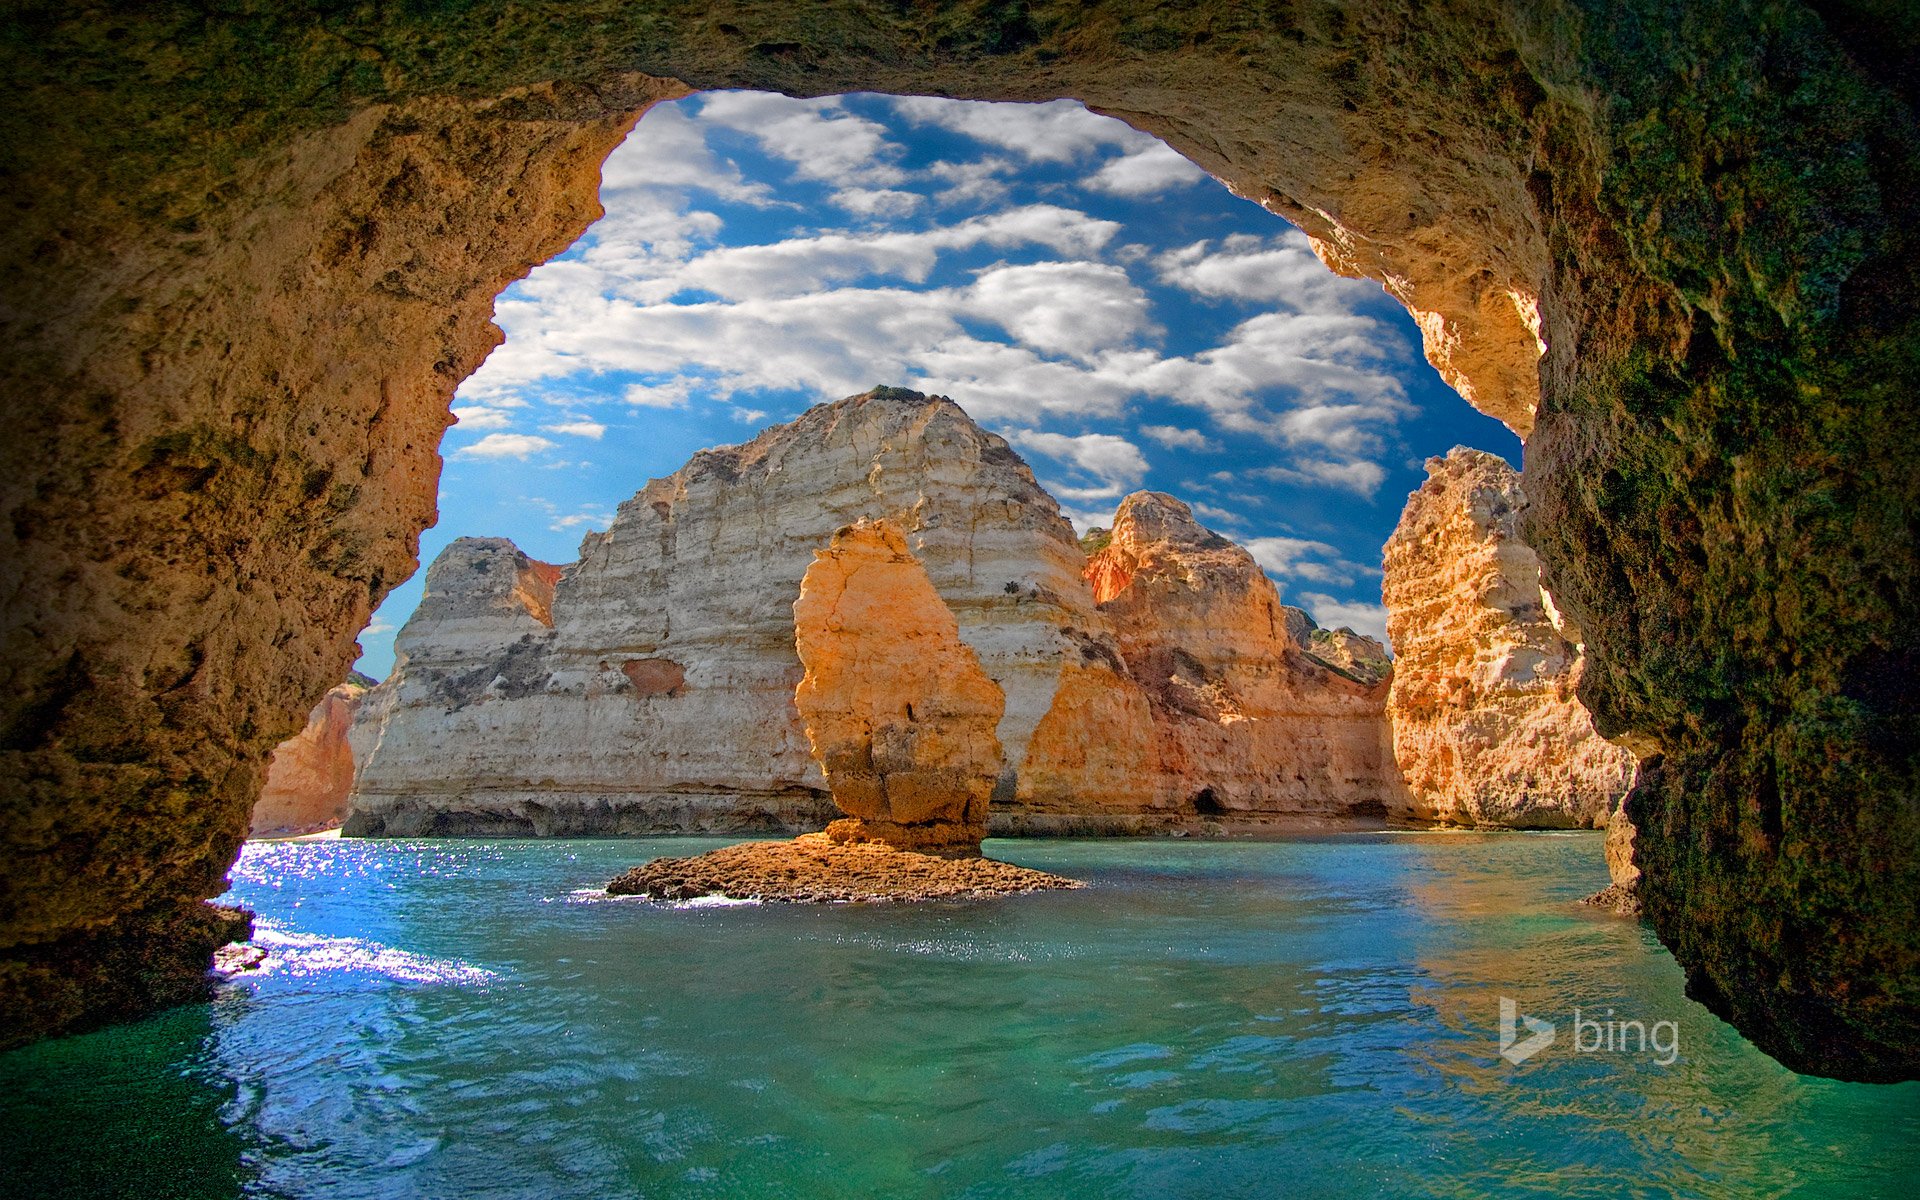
793 520 1006 854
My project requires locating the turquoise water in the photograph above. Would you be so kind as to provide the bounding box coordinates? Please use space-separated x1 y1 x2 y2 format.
3 834 1915 1198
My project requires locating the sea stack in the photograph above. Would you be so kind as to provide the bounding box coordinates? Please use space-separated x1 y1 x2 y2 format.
251 680 370 836
1381 448 1637 828
793 520 1005 854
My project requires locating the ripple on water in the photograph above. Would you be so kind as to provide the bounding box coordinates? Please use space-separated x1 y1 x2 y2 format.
3 833 1913 1200
235 920 498 987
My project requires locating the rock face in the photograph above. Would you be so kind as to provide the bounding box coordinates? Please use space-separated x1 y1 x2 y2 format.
1060 492 1403 824
346 388 1106 835
347 391 1399 837
605 835 1081 904
4 3 1916 1077
1582 806 1644 916
1383 450 1636 828
793 520 1005 853
251 682 368 835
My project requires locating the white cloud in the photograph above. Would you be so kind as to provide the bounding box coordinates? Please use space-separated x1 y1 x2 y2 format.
550 509 616 532
1252 458 1388 497
1087 141 1206 195
568 204 1121 308
698 92 907 188
921 157 1016 207
1058 503 1120 534
451 405 514 430
453 433 557 460
1140 424 1219 452
624 380 694 408
1244 535 1342 577
602 103 776 205
1194 502 1252 529
1299 592 1391 647
1006 429 1149 499
1241 535 1377 589
894 97 1150 164
543 420 607 440
831 187 924 219
964 261 1154 361
1156 230 1383 311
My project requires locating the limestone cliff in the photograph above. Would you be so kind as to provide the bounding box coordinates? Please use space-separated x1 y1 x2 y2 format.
346 388 1106 835
5 0 1914 1078
794 520 1004 852
348 391 1402 836
1071 492 1404 823
251 682 368 836
1382 449 1635 828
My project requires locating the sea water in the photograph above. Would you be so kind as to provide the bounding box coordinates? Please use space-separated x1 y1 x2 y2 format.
3 834 1914 1198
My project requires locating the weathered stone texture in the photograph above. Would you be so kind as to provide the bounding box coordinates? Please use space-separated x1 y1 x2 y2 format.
2 1 1915 1077
1074 492 1403 821
1383 449 1636 828
250 682 368 836
347 392 1394 837
794 520 1006 853
344 389 1098 836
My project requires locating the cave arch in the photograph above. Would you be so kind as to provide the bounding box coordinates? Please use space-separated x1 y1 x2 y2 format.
2 3 1915 1081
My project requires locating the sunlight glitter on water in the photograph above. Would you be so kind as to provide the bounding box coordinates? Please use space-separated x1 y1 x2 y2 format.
4 834 1915 1200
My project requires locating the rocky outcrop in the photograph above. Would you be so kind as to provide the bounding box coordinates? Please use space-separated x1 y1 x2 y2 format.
1059 492 1404 825
346 389 1108 835
5 2 1916 1077
251 681 368 836
1383 450 1636 828
793 520 1005 853
605 835 1080 903
348 392 1400 837
1583 807 1644 915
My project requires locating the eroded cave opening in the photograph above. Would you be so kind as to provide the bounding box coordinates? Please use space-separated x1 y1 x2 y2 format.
2 5 1914 1082
329 91 1619 851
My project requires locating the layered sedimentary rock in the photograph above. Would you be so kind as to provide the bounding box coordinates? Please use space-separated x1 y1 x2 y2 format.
250 681 368 836
1383 450 1635 828
350 393 1403 838
347 389 1110 835
793 520 1005 853
605 835 1080 903
5 2 1916 1076
1053 492 1403 824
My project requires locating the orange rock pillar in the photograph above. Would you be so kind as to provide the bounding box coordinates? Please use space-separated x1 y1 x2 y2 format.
793 520 1005 854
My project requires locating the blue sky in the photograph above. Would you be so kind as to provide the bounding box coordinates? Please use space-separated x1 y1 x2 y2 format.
352 92 1519 679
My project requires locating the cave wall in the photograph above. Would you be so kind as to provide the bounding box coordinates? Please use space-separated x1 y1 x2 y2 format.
0 2 1913 1079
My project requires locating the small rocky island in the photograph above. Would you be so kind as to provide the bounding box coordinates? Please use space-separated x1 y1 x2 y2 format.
608 519 1080 902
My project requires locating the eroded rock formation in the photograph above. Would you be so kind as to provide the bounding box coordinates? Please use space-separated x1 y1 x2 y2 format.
1582 806 1644 916
1383 450 1636 828
605 834 1081 903
348 391 1399 837
1061 492 1403 824
793 520 1005 853
3 2 1915 1077
346 389 1104 835
251 680 369 836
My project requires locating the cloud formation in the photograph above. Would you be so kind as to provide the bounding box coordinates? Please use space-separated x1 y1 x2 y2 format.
394 88 1498 681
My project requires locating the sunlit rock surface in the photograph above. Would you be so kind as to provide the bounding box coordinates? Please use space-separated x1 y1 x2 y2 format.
250 680 369 836
1383 450 1637 828
1067 492 1404 824
793 520 1005 853
346 389 1103 835
3 1 1915 1077
348 392 1398 838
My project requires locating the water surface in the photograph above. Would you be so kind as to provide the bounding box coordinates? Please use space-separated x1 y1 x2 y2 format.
3 834 1913 1198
